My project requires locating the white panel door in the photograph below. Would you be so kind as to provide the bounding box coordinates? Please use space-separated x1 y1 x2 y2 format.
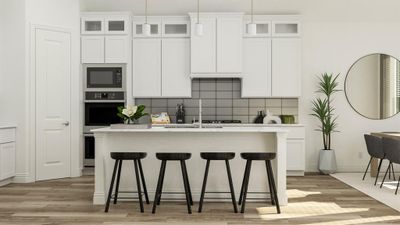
105 36 129 63
217 17 243 73
81 36 105 63
272 38 301 97
242 38 272 97
133 38 162 97
0 142 16 180
162 38 191 97
191 17 216 73
36 28 71 181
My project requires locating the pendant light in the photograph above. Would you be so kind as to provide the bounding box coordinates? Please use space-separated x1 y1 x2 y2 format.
143 0 151 36
195 0 203 36
247 0 256 35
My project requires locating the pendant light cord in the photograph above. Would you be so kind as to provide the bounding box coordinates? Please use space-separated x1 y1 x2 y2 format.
145 0 148 24
251 0 254 23
197 0 200 24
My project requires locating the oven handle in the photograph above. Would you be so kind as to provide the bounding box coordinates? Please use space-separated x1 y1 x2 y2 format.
84 133 94 137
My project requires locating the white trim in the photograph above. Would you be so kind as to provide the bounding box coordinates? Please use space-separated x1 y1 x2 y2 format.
11 173 30 183
28 24 81 181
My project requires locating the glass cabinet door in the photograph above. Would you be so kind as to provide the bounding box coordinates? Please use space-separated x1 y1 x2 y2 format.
81 17 104 34
105 16 129 34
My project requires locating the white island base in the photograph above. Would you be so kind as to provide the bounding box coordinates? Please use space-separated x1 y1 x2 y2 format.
93 127 288 206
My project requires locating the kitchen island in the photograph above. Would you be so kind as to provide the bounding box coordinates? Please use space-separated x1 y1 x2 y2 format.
92 126 289 205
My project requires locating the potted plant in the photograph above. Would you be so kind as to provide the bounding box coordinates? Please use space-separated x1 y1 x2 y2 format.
111 105 150 129
311 73 341 174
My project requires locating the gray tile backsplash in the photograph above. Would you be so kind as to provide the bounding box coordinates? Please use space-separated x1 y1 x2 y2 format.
135 78 299 124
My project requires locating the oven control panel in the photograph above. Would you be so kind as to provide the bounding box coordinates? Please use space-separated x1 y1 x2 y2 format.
85 92 125 101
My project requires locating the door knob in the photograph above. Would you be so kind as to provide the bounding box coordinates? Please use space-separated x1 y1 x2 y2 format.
62 121 70 126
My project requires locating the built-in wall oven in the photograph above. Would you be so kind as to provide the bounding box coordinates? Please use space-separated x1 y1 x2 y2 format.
83 64 126 167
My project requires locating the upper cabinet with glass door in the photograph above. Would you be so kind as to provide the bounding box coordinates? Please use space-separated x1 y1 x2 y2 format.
243 15 271 37
133 16 162 37
162 16 190 37
81 13 131 35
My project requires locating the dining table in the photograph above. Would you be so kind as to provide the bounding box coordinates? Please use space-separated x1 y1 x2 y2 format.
370 132 400 177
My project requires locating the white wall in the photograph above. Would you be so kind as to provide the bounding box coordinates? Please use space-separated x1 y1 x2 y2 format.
81 0 400 172
0 0 81 183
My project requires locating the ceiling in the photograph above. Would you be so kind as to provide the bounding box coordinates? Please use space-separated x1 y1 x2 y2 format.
79 0 400 22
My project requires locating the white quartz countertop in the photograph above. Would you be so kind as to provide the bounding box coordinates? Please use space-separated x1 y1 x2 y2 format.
92 126 289 133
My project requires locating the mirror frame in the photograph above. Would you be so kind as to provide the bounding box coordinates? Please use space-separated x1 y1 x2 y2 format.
344 53 400 120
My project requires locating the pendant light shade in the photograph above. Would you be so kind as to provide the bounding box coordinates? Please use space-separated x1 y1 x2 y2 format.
195 0 203 36
247 0 256 35
143 0 151 36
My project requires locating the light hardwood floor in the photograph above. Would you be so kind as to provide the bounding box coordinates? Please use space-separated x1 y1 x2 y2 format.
0 175 399 225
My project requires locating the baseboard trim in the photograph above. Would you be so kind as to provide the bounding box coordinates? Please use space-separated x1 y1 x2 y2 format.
12 173 32 183
0 178 13 187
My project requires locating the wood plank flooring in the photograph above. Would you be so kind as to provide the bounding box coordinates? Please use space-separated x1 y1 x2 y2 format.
0 175 399 225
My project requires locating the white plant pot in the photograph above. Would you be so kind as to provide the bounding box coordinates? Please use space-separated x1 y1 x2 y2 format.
318 149 337 174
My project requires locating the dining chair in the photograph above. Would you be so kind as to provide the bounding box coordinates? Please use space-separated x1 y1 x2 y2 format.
380 137 400 194
363 134 386 185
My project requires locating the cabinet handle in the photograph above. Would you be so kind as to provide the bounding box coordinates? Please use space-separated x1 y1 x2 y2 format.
62 121 70 126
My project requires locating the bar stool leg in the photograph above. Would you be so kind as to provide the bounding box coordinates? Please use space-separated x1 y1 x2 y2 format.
380 163 391 188
225 160 238 213
266 160 280 214
182 160 193 206
152 160 166 214
157 160 167 205
198 159 210 213
113 160 123 204
374 158 384 186
180 160 192 214
138 159 150 204
238 160 250 205
133 160 144 213
240 160 252 213
265 160 275 205
105 160 119 212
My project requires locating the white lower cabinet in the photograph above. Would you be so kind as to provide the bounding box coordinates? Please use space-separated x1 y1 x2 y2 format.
286 127 305 176
133 38 162 97
81 36 129 63
133 38 191 98
0 127 16 184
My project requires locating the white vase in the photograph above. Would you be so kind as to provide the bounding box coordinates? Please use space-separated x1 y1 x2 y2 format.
318 149 337 174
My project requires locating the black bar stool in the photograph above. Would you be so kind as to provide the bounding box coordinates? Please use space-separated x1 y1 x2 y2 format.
198 152 238 213
105 152 149 213
238 152 280 214
152 152 193 214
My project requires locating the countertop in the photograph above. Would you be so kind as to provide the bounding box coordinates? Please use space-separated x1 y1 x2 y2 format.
92 126 290 133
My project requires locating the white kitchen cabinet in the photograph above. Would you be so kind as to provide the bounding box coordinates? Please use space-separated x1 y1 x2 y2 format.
81 36 129 63
272 21 300 37
242 38 272 97
133 38 162 97
81 16 104 35
190 17 217 73
133 17 162 37
162 17 190 37
286 126 305 176
0 127 16 184
272 38 301 97
105 36 129 63
81 36 105 63
190 13 243 75
217 16 243 73
105 16 129 35
162 38 191 97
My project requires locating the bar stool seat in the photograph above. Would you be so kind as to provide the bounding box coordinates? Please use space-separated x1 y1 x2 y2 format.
238 152 280 214
241 152 276 161
201 152 235 160
105 152 149 213
198 152 238 213
156 152 191 160
111 152 147 160
152 152 193 214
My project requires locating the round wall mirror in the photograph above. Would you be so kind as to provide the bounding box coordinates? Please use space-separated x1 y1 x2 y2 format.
345 54 400 119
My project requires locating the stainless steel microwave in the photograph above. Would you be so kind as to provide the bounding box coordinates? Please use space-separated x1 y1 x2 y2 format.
84 64 125 90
